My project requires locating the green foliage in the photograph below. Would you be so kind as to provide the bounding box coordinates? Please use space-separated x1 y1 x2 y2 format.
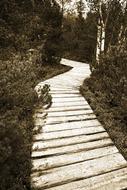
105 0 124 51
0 0 35 52
81 48 127 159
0 0 62 64
62 11 97 62
81 0 127 159
41 0 63 64
95 49 127 110
0 52 70 189
0 56 38 190
83 47 127 128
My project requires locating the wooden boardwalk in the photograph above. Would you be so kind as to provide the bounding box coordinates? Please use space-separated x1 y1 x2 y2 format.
31 59 127 190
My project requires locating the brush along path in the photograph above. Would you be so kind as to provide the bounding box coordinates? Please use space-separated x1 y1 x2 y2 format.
31 59 127 190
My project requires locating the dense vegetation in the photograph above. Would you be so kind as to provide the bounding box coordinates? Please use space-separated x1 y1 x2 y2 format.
61 0 126 64
62 11 97 62
81 0 127 158
0 0 62 62
59 0 97 63
81 48 127 158
0 0 70 189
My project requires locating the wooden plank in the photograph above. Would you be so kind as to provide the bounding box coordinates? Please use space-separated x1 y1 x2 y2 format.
32 138 113 158
47 109 93 117
52 97 86 103
42 120 101 132
35 109 93 118
50 90 81 95
51 101 89 107
32 132 109 149
47 167 127 190
36 84 76 90
34 126 105 141
31 153 127 189
50 91 79 98
50 88 79 92
48 105 91 112
32 146 118 172
46 114 96 124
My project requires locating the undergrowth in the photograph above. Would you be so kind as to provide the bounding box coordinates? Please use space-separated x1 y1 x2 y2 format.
0 52 70 190
81 49 127 160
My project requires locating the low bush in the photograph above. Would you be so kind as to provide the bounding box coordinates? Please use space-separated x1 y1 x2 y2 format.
92 49 127 122
0 56 38 190
81 48 127 159
0 53 70 190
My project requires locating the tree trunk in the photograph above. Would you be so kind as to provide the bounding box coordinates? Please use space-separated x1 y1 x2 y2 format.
95 0 106 64
96 19 106 64
100 25 105 53
96 18 101 63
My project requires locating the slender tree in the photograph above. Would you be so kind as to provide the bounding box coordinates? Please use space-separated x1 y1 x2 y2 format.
87 0 126 64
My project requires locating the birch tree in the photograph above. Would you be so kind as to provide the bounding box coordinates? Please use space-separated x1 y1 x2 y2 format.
94 0 112 63
86 0 108 63
87 0 126 64
117 0 127 48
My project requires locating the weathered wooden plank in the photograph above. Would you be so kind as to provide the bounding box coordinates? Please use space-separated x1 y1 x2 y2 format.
31 153 127 189
32 132 109 149
46 114 96 124
42 120 101 132
51 94 80 97
32 146 118 172
50 88 79 92
48 105 91 112
32 138 113 158
47 167 127 190
52 97 86 103
46 109 93 117
51 101 89 107
34 126 105 141
35 109 93 118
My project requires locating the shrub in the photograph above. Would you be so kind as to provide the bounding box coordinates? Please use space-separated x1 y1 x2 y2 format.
86 47 127 125
81 47 127 159
0 55 39 189
97 50 126 106
0 51 70 189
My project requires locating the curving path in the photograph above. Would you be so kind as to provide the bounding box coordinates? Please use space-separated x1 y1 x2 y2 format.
31 59 127 190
